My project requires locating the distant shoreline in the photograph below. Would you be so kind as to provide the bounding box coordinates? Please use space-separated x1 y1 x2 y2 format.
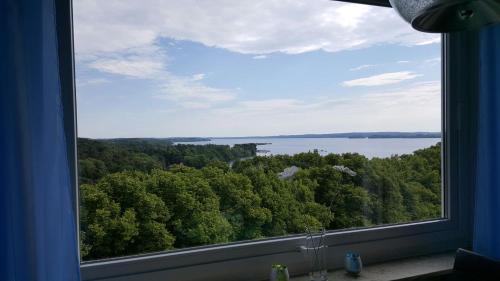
211 132 441 140
95 132 441 143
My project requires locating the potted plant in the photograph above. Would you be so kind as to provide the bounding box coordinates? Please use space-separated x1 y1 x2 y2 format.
270 264 289 281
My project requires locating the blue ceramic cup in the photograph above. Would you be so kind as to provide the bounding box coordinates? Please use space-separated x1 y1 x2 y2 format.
345 252 362 275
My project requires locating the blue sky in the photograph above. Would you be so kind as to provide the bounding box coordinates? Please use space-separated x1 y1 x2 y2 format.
74 0 441 138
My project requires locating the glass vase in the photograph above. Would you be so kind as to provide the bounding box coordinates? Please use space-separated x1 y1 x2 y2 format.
302 229 328 281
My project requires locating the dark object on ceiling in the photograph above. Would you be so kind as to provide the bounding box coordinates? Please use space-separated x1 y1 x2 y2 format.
389 0 500 33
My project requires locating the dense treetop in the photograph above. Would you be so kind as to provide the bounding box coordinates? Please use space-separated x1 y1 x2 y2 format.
78 138 441 260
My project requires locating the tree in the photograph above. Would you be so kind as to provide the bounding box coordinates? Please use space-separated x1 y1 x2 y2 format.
78 138 442 260
147 167 233 247
303 166 369 228
80 172 175 260
79 158 108 184
364 158 410 224
202 166 272 240
80 183 139 259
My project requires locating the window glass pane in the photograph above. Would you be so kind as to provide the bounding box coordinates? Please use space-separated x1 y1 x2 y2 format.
74 0 442 261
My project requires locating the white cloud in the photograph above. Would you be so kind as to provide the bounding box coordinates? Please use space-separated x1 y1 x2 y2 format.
424 57 441 65
73 0 437 110
77 81 441 138
415 37 441 45
238 99 304 111
86 44 168 79
85 49 235 109
342 71 421 87
398 60 410 63
252 55 267 59
76 78 109 87
89 57 164 78
172 81 442 137
191 73 206 81
155 76 236 109
73 0 440 58
73 0 442 138
349 64 376 71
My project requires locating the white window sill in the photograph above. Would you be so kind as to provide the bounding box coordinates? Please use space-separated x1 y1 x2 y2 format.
291 252 454 281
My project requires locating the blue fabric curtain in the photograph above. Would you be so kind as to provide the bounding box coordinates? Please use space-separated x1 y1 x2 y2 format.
473 24 500 260
0 0 81 280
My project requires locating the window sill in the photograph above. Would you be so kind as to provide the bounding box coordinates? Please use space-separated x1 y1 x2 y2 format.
290 252 455 281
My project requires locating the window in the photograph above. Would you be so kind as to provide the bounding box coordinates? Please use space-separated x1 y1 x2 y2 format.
70 1 476 280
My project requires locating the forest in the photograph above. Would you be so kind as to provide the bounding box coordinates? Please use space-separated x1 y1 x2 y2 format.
78 138 441 260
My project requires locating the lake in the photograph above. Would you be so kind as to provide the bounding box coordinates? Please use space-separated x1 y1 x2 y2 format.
176 137 441 158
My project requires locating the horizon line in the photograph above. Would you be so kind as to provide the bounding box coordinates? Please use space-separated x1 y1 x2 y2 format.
81 131 442 140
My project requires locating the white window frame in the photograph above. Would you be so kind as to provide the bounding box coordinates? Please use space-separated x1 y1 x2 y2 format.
57 0 479 280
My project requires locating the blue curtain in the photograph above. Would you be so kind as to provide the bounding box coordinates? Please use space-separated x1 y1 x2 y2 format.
473 24 500 260
0 0 81 280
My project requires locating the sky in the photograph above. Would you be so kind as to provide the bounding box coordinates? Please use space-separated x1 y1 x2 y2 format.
74 0 441 138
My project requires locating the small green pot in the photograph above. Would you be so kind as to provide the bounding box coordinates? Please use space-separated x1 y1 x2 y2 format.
270 264 290 281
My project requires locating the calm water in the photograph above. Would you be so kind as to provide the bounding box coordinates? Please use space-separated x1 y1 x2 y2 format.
176 138 441 158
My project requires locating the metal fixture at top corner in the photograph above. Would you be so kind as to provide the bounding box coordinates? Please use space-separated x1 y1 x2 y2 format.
389 0 500 33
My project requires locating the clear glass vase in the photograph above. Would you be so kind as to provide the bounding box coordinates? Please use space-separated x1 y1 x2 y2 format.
302 229 328 281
